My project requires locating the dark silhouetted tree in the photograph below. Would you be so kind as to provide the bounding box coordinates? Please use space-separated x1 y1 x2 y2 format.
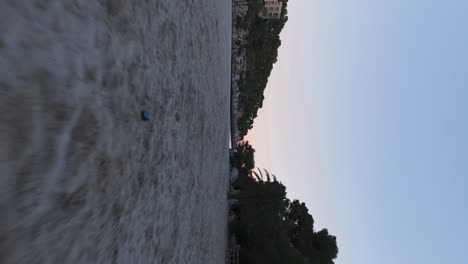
234 141 255 171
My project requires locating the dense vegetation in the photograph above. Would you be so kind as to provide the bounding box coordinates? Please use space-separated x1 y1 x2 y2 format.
231 141 339 264
233 141 256 171
236 0 289 138
232 3 338 261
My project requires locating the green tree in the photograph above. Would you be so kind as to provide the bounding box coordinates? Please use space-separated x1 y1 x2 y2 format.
232 169 339 264
234 141 256 171
284 201 338 264
235 0 290 138
313 229 339 264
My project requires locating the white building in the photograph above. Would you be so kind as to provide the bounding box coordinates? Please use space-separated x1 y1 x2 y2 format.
259 0 283 19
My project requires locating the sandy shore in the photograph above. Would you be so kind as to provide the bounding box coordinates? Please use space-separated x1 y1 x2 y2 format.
0 1 231 263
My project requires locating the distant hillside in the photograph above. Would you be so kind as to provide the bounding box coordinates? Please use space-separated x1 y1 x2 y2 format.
236 0 289 138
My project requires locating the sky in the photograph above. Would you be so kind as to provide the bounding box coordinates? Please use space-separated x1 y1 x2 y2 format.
245 0 468 263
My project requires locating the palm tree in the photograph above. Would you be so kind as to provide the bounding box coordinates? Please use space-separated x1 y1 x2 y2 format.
252 168 278 183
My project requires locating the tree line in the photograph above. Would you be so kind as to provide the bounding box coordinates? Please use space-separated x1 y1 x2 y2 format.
236 0 290 138
231 141 339 264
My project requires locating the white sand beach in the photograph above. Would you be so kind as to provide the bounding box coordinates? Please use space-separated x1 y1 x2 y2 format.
0 0 231 263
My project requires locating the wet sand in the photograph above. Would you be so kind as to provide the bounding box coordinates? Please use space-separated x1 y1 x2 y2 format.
0 1 231 263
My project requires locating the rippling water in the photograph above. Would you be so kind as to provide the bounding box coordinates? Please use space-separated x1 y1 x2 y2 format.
0 1 231 263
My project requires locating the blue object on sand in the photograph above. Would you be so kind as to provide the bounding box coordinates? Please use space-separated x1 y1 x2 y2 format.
141 111 151 121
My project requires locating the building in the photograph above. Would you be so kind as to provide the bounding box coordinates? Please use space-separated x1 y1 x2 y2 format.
259 0 283 19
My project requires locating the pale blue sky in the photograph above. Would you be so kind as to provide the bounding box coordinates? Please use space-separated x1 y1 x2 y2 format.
246 0 468 263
